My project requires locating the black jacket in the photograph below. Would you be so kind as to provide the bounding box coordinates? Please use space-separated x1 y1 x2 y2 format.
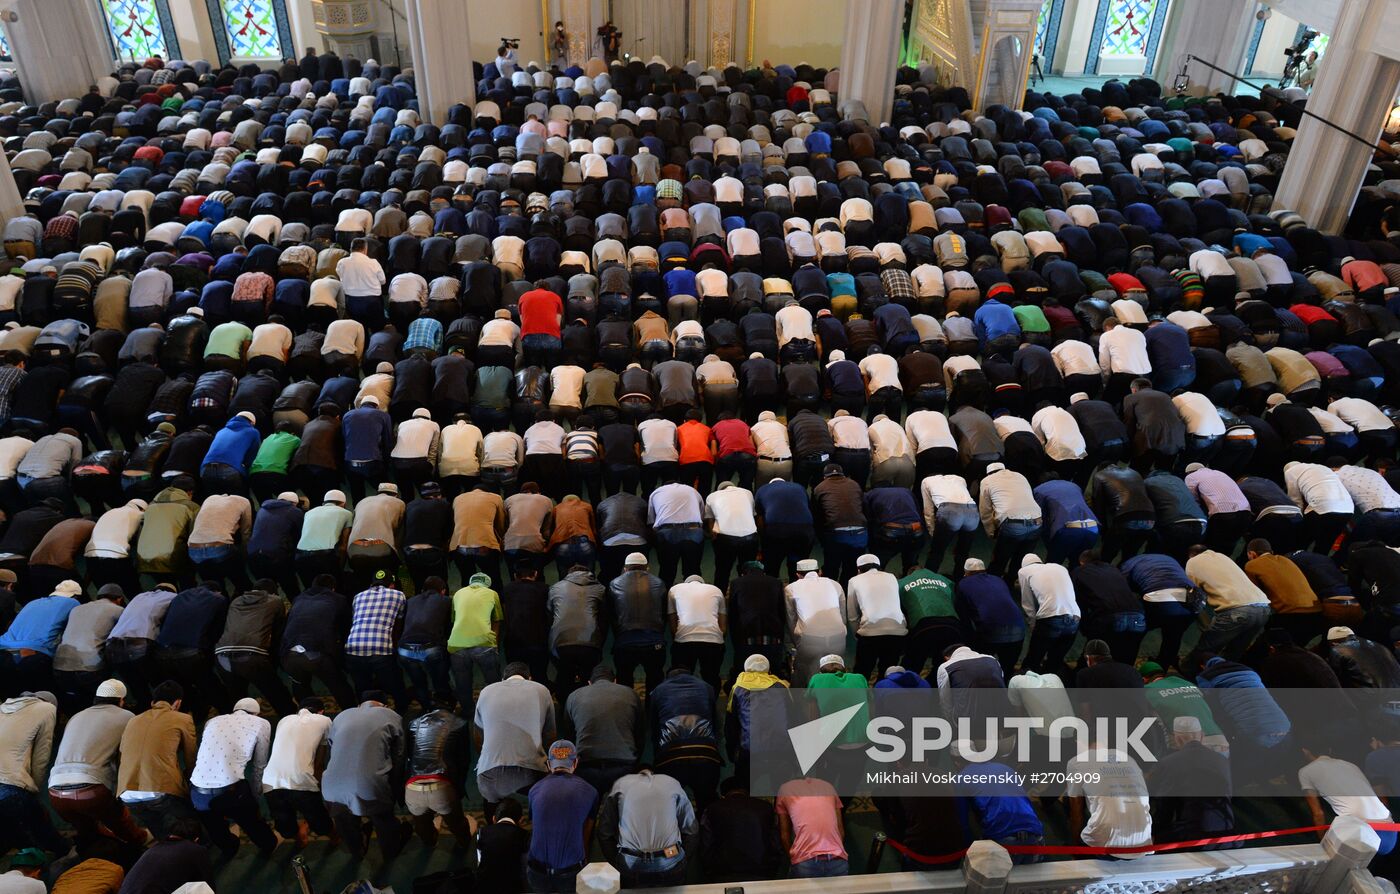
607 569 667 646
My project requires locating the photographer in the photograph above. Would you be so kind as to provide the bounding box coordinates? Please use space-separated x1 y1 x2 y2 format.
496 38 520 77
596 21 621 63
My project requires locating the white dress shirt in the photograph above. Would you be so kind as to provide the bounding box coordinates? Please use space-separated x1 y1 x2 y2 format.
1051 340 1100 377
1030 406 1086 461
750 413 792 460
859 354 902 392
1333 465 1400 513
704 484 758 537
1284 462 1355 515
845 569 907 637
1328 398 1395 433
1097 326 1151 376
868 417 912 462
905 410 956 453
1173 392 1226 437
828 413 870 449
1017 557 1080 621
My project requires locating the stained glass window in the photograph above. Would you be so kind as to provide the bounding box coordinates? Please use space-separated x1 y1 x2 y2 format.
1099 0 1159 58
1035 1 1051 55
101 0 170 60
0 28 10 60
219 0 286 59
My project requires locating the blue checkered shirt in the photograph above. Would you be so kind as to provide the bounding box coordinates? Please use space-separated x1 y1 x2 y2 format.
404 317 443 354
345 586 406 657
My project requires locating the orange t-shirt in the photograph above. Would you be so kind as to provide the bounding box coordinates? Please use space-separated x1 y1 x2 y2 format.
677 420 714 464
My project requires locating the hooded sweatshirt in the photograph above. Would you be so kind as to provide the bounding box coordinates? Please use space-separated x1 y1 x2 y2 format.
0 695 57 791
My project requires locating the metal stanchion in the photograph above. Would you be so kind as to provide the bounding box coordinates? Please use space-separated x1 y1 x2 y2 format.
867 831 889 874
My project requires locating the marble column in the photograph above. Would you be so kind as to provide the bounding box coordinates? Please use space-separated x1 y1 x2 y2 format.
838 0 904 125
5 0 114 106
403 0 474 126
1152 0 1259 97
0 151 23 223
1271 0 1400 233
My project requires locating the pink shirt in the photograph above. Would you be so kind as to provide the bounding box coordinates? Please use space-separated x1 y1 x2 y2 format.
776 777 847 863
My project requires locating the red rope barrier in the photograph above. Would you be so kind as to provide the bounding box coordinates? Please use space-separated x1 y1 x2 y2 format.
883 822 1400 865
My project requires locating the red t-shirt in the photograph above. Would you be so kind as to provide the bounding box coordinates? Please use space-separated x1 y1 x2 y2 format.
1289 303 1336 326
519 288 563 338
711 418 757 457
677 420 715 465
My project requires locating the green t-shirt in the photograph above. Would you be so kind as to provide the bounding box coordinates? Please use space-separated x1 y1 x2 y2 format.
448 585 503 650
249 431 300 475
808 670 869 746
1145 675 1223 737
899 569 957 627
1012 304 1050 333
205 322 252 358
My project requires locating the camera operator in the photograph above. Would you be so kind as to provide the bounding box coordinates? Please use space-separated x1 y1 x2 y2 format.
596 21 622 63
1280 29 1316 89
496 38 520 77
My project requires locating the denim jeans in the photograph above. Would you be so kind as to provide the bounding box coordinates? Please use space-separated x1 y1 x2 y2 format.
1022 614 1080 672
790 855 849 878
1198 602 1271 660
0 782 66 853
553 535 597 578
619 851 687 887
821 527 869 582
522 333 561 366
1047 524 1100 565
398 645 453 710
654 523 703 584
450 645 502 709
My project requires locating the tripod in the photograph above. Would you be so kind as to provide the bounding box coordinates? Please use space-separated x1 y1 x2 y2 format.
1029 52 1045 87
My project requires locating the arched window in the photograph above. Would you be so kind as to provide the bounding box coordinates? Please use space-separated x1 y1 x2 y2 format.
99 0 180 61
206 0 292 63
0 28 10 60
1087 0 1171 75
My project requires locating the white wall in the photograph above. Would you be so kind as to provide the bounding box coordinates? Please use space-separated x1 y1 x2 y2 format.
1248 10 1300 76
749 0 847 69
169 0 219 65
469 2 545 68
1052 0 1098 75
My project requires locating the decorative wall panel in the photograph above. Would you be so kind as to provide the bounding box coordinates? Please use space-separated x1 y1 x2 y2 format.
207 0 293 61
911 0 976 87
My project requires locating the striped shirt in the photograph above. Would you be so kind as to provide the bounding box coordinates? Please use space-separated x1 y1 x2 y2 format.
345 585 406 657
565 429 600 462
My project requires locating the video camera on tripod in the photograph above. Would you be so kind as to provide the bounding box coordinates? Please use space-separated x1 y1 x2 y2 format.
1280 28 1317 88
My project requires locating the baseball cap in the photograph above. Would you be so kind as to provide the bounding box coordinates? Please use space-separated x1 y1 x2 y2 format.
796 558 819 573
546 739 579 770
856 553 880 569
822 463 843 477
96 679 127 699
1138 661 1164 678
324 489 347 503
624 552 648 567
1328 626 1355 641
